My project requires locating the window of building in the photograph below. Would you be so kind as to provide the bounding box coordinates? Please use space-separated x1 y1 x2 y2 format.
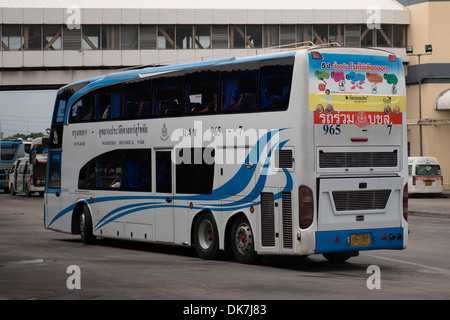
121 25 138 50
185 69 219 114
140 25 157 49
393 25 405 47
344 25 360 47
102 25 119 50
175 148 214 194
246 25 263 48
123 80 152 119
158 25 176 49
177 25 193 49
195 25 211 49
2 25 22 50
212 25 228 49
260 58 293 111
377 24 392 47
264 25 279 47
328 25 343 46
312 25 328 45
280 25 295 47
43 25 62 50
63 25 81 50
297 25 312 44
361 27 375 47
153 75 183 116
230 25 246 49
24 25 42 50
82 25 100 50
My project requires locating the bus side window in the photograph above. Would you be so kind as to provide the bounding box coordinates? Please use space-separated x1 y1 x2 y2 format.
153 76 183 116
78 149 152 192
175 148 214 194
260 61 293 111
123 80 152 119
185 70 219 114
95 85 122 121
70 93 95 123
221 68 257 112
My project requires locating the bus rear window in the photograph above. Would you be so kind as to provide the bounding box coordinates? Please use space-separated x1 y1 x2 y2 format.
415 165 441 176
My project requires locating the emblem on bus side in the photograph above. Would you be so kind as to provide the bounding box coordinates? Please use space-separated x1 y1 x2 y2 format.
160 123 169 141
355 111 369 128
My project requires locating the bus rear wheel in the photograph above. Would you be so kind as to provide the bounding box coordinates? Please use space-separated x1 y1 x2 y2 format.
231 216 257 264
80 205 96 244
193 212 219 260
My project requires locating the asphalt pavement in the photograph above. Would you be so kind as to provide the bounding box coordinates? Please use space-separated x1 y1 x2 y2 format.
408 190 450 218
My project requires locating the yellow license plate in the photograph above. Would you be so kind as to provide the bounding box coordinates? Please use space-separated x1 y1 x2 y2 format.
425 181 432 186
351 233 371 246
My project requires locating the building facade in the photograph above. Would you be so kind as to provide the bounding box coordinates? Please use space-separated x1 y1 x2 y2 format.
399 0 450 189
0 0 410 89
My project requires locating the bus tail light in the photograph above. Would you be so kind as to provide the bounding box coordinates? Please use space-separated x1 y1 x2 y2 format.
412 176 417 185
403 183 408 222
388 54 397 62
299 185 314 229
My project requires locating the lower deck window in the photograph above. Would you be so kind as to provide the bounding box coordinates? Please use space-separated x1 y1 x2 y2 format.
78 149 151 192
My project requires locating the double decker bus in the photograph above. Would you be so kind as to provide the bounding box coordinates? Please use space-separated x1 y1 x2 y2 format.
44 45 408 263
1 140 25 193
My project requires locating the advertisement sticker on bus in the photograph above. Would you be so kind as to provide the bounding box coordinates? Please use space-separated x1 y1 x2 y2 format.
308 53 405 127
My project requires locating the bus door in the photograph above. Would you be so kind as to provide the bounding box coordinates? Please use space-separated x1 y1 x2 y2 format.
155 150 175 243
45 152 62 229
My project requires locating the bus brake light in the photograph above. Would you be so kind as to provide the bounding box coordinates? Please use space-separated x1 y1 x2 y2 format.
388 54 397 62
299 185 314 229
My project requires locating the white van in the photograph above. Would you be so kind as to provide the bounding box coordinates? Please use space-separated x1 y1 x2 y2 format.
9 156 46 196
408 157 443 195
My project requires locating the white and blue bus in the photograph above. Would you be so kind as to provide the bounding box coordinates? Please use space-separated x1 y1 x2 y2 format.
1 140 25 193
44 45 409 263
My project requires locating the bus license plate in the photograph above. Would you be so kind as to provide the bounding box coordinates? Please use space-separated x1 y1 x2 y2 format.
351 233 370 247
425 181 432 186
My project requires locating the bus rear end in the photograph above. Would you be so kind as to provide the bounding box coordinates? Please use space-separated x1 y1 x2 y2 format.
308 48 408 261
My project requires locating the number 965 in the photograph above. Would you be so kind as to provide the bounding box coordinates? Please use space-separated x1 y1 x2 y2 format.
323 124 341 135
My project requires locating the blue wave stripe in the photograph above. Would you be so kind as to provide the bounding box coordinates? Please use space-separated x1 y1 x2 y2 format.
48 128 292 228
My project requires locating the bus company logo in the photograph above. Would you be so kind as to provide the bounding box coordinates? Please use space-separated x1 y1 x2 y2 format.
160 123 169 141
355 111 369 128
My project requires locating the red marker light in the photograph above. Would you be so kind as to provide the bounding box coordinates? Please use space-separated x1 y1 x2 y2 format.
351 138 368 142
388 54 397 62
311 51 323 60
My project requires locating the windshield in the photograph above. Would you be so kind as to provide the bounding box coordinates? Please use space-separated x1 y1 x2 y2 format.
1 142 19 161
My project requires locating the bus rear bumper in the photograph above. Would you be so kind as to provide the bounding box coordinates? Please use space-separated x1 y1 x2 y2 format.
315 227 405 254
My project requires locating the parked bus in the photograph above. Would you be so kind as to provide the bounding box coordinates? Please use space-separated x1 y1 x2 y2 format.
44 45 408 263
1 140 25 193
408 157 443 195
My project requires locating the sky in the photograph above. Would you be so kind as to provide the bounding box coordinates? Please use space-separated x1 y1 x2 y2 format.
0 90 57 138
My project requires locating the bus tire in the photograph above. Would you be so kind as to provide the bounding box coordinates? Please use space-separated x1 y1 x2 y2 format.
231 216 257 264
193 212 219 260
80 205 96 245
